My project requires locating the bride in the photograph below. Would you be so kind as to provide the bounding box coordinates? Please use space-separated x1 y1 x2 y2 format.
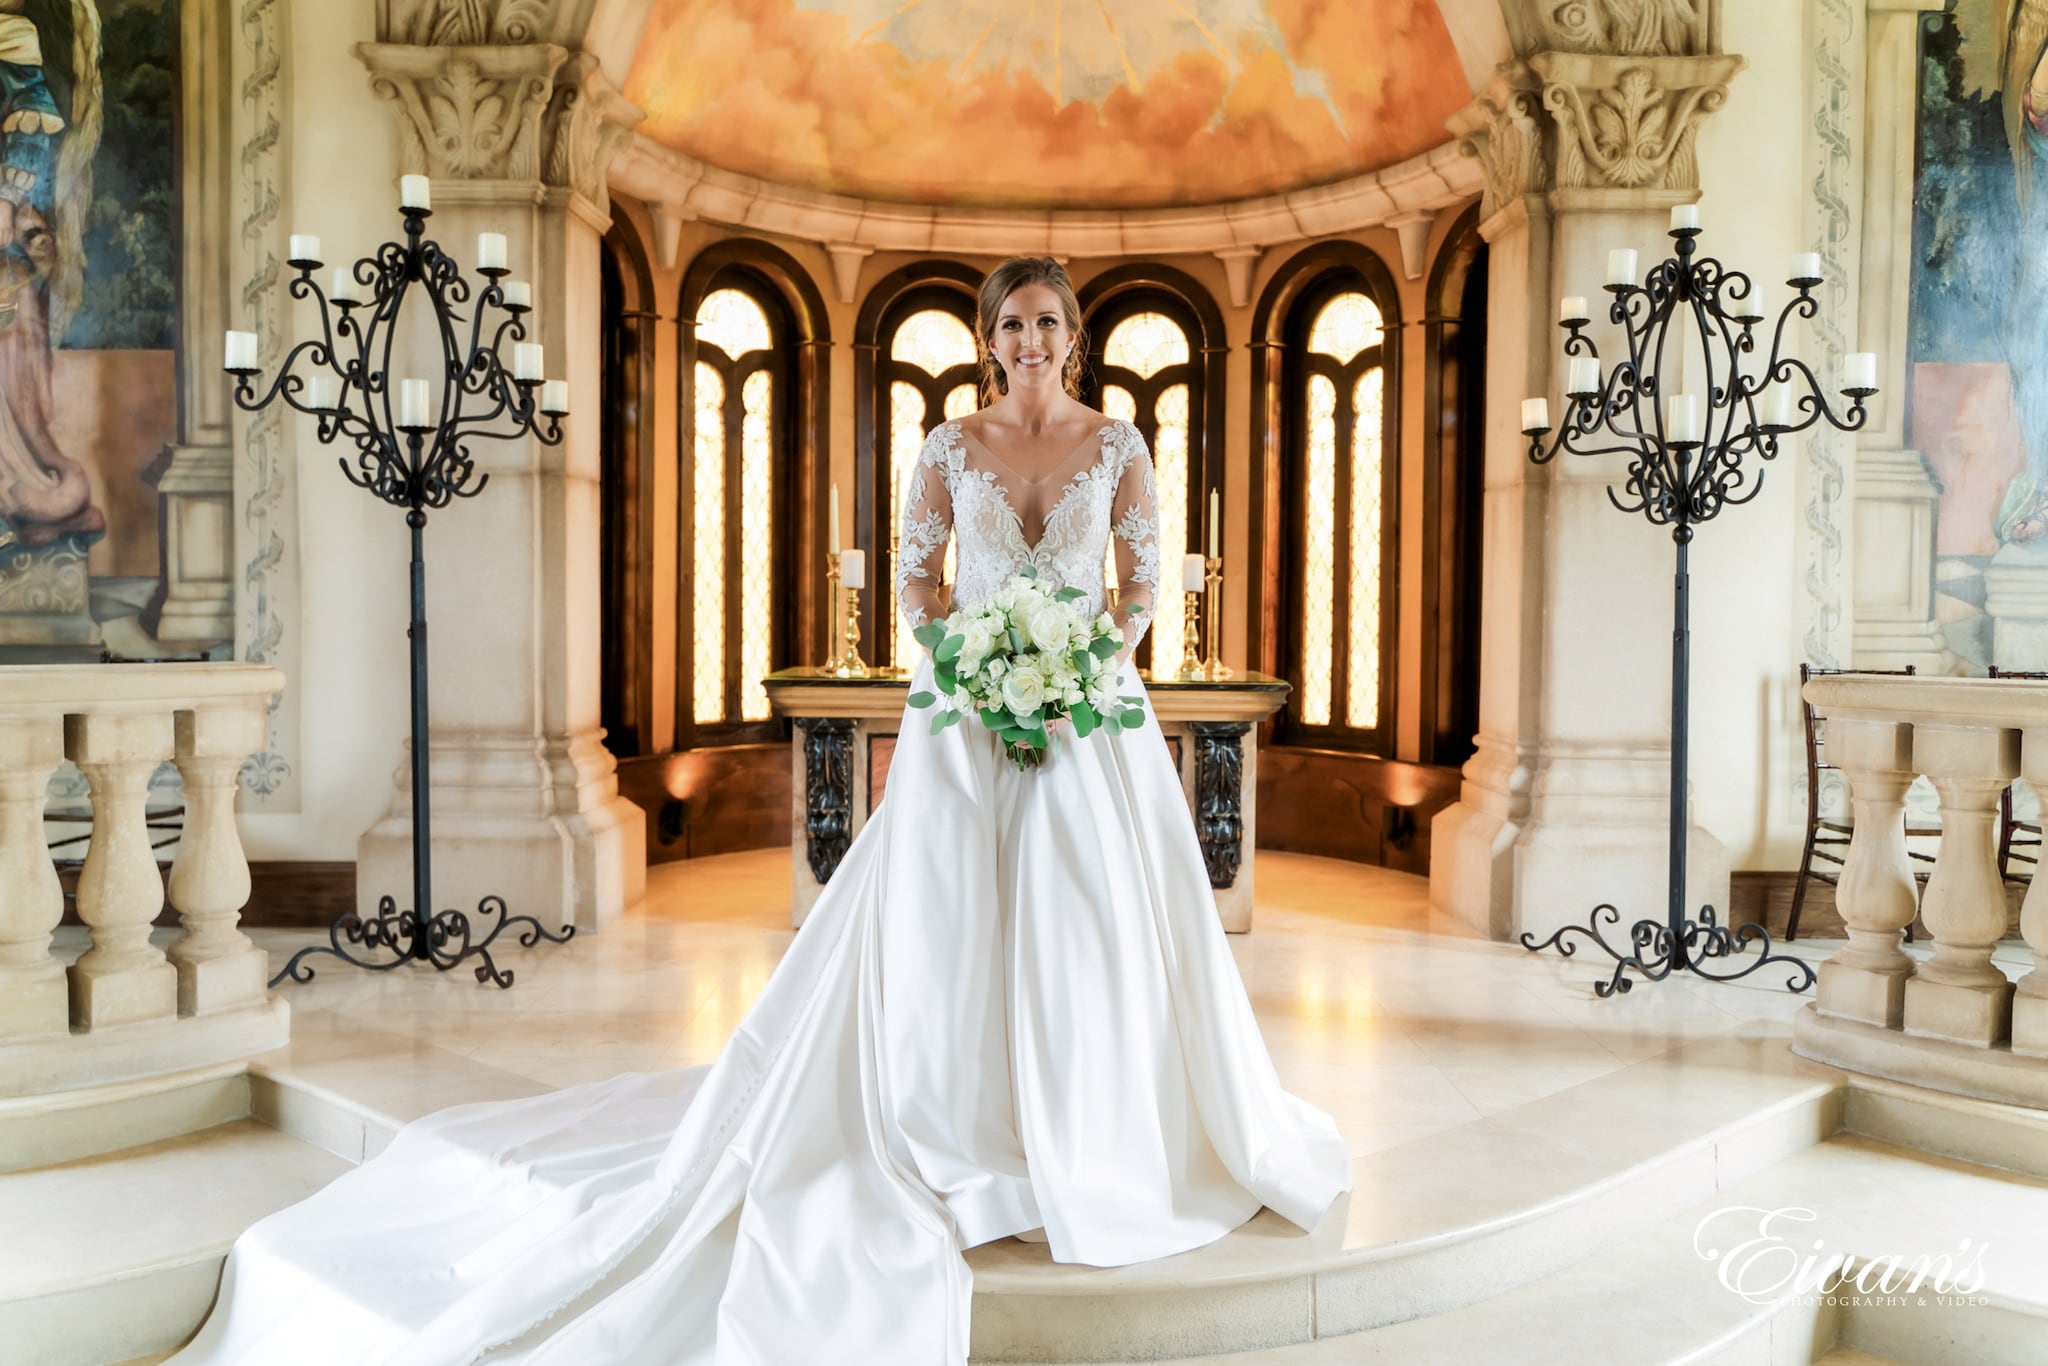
170 257 1350 1365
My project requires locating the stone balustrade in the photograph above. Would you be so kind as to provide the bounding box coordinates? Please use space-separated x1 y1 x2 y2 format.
1794 672 2048 1110
0 663 287 1096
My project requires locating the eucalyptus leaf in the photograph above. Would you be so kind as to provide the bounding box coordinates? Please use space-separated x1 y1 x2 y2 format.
1054 586 1086 602
1118 707 1145 728
934 634 964 664
928 711 951 735
908 690 937 708
913 622 946 648
979 706 1006 730
1071 701 1098 738
1008 627 1028 653
1089 636 1120 660
935 661 957 692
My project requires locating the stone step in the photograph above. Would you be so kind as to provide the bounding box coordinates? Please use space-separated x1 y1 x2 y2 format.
0 1061 250 1175
0 1119 348 1366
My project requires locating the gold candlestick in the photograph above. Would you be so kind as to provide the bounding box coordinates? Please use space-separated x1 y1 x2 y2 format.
822 553 845 672
1176 588 1204 680
1203 556 1233 679
836 585 869 678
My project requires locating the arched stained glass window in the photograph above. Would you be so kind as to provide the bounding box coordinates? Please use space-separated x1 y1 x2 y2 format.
1285 283 1394 748
881 300 979 669
690 282 786 731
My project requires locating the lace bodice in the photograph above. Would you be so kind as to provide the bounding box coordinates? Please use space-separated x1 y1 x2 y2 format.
896 418 1162 657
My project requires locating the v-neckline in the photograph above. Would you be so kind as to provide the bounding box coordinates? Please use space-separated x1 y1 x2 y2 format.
955 421 1113 555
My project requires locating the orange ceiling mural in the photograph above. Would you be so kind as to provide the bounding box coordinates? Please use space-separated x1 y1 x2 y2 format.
624 0 1470 209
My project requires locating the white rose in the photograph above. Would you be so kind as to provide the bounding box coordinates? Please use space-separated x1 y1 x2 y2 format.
1086 674 1121 715
1094 611 1116 636
985 656 1008 679
1000 663 1047 716
959 621 996 669
1024 603 1071 654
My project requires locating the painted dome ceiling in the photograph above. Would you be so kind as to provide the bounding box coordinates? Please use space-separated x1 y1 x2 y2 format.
623 0 1473 209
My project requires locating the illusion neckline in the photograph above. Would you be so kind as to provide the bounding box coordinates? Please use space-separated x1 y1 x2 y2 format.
953 420 1114 488
948 420 1117 556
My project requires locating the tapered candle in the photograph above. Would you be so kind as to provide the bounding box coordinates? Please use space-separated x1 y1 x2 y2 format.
512 342 544 382
1759 384 1796 429
400 174 431 211
1207 488 1219 558
539 379 569 415
476 232 508 272
1521 397 1550 433
398 379 430 428
499 279 530 311
1182 553 1207 594
329 267 362 305
304 373 339 411
1666 394 1702 444
1843 352 1877 390
288 234 321 266
1559 295 1588 324
829 483 840 554
1567 356 1600 396
223 330 258 371
1670 203 1699 232
839 548 866 591
1606 249 1638 287
1788 252 1821 283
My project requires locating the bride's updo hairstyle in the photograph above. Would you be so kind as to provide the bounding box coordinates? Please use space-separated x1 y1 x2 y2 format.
976 256 1087 407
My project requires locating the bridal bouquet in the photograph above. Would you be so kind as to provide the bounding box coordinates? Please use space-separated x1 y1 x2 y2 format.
907 569 1149 770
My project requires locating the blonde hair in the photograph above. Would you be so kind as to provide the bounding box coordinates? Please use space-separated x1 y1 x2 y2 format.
976 256 1086 407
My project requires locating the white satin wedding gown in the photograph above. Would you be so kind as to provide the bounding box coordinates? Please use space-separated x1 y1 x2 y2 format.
172 418 1349 1366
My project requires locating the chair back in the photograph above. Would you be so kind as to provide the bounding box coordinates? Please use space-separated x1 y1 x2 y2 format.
1800 663 1918 800
1990 665 2048 681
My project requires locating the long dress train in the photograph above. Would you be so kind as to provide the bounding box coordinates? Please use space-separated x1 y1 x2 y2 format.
170 419 1350 1365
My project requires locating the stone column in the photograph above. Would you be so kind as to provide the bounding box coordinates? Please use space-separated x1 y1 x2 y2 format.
2013 723 2048 1056
1813 716 1920 1027
1904 722 2019 1047
1850 0 1949 672
0 716 67 1041
1433 39 1743 943
165 703 270 1015
66 713 179 1030
352 41 647 931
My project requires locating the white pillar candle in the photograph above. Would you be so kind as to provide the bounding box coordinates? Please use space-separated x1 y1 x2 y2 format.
1559 295 1588 324
1606 248 1638 287
1665 393 1702 444
511 341 544 382
829 482 840 554
288 234 321 265
1759 384 1796 429
1669 203 1699 232
223 330 258 371
1788 252 1821 283
304 373 339 411
838 548 866 591
499 279 530 310
1207 487 1220 559
539 379 569 415
1566 355 1601 396
400 174 431 211
476 232 508 272
1521 397 1550 433
398 379 431 428
329 267 362 305
1182 553 1207 594
1843 352 1878 390
1743 280 1771 321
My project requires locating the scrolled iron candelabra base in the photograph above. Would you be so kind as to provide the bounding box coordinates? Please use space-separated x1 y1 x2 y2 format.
1521 903 1816 999
269 893 576 990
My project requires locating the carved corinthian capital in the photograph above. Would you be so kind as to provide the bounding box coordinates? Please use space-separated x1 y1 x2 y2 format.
1531 52 1743 192
1446 66 1549 220
543 53 644 214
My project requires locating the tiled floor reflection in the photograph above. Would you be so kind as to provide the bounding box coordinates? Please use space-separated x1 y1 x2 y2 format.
234 849 1855 1153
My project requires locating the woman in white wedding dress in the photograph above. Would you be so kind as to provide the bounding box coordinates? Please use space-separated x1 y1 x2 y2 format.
170 257 1349 1366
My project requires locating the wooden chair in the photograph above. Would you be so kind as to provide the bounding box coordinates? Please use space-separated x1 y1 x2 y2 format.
1789 663 1936 941
1989 665 2046 882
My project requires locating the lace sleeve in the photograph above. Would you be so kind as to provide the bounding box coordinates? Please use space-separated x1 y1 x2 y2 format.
895 425 955 634
1109 422 1161 662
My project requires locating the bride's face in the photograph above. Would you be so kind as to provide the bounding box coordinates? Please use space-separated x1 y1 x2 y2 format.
991 283 1076 392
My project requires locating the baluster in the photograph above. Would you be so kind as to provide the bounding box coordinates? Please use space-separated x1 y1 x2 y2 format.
166 704 268 1015
64 712 177 1030
1905 722 2019 1047
1816 717 1920 1029
2013 727 2048 1057
0 716 68 1041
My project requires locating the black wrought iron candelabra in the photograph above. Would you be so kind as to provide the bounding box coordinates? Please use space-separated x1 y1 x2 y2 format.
225 180 575 988
1518 218 1878 997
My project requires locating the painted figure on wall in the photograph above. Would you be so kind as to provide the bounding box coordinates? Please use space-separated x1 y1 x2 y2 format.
1993 0 2048 539
0 0 102 551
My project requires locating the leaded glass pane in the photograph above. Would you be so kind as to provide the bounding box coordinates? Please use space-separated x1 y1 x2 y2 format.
1104 312 1189 380
1301 374 1337 727
1149 384 1190 670
1102 385 1137 422
1308 292 1383 363
740 369 773 721
697 288 771 360
944 384 976 419
890 381 928 669
892 309 976 377
1346 368 1384 730
692 361 726 724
